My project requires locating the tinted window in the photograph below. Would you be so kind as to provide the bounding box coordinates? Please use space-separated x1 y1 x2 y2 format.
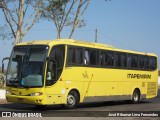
100 51 106 66
68 47 83 65
84 50 90 65
139 56 145 69
114 52 127 68
127 54 132 68
144 56 149 70
90 50 98 65
46 45 65 86
100 51 114 67
50 45 64 68
68 48 75 64
121 53 127 67
132 55 138 68
127 54 138 68
150 57 157 70
138 56 149 70
115 52 121 67
66 45 155 71
107 52 114 66
75 48 83 64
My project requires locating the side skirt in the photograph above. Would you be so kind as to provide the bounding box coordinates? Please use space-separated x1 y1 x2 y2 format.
83 94 146 103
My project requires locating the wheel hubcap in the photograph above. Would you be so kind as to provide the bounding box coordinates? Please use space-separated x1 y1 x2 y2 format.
67 95 75 105
134 93 139 101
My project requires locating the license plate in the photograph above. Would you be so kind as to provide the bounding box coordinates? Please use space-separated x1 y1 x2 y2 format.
17 98 24 102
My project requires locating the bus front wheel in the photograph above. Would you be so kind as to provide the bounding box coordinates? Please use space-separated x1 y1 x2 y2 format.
65 91 79 109
132 89 140 104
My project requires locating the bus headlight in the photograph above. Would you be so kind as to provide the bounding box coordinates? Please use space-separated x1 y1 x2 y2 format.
6 90 13 95
29 92 43 96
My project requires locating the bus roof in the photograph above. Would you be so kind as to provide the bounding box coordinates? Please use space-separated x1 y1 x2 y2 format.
16 39 157 57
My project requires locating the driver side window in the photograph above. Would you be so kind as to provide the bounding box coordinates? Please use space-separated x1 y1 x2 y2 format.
46 45 65 86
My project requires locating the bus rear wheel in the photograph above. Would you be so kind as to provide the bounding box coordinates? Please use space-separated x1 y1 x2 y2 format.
65 91 79 109
132 89 140 104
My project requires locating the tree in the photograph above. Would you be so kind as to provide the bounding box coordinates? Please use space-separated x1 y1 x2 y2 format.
0 0 44 45
41 0 90 39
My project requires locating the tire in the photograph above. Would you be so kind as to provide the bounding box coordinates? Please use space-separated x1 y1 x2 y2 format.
132 89 140 104
65 91 79 109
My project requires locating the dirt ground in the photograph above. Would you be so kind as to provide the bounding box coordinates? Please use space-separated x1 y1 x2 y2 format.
0 99 7 104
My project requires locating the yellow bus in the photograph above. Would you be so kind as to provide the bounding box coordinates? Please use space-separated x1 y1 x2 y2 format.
3 39 158 109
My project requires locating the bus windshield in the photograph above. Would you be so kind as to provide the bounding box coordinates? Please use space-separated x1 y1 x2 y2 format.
6 46 49 88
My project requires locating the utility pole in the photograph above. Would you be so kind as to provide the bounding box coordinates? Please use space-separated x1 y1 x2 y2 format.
95 29 98 43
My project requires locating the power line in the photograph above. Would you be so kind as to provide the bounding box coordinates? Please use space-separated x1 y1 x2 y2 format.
97 31 135 50
27 27 133 50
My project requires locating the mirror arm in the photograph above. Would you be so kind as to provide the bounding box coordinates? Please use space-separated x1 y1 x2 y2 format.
2 63 4 73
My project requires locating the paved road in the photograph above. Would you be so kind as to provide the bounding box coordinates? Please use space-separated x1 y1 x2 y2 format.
0 90 159 118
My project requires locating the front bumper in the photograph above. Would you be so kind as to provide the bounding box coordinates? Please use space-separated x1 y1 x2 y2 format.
6 94 46 105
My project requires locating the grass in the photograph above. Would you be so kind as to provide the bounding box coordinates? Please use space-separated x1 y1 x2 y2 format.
0 73 5 89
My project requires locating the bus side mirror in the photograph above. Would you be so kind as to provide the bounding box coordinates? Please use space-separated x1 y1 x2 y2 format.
2 57 10 74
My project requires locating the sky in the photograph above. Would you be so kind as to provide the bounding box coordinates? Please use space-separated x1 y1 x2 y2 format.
0 0 160 68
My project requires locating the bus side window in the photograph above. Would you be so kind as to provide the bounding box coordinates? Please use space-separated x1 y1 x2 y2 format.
150 57 157 70
106 52 114 66
115 52 127 68
84 50 89 65
46 45 65 86
68 47 83 65
139 56 145 69
68 48 75 64
132 55 138 68
115 52 121 67
127 54 132 68
144 56 149 70
75 48 83 65
127 54 138 69
121 53 127 67
100 51 105 66
90 50 98 65
139 56 149 70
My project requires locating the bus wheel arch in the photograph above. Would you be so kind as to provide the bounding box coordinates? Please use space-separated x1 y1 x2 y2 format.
65 89 80 109
132 88 141 104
